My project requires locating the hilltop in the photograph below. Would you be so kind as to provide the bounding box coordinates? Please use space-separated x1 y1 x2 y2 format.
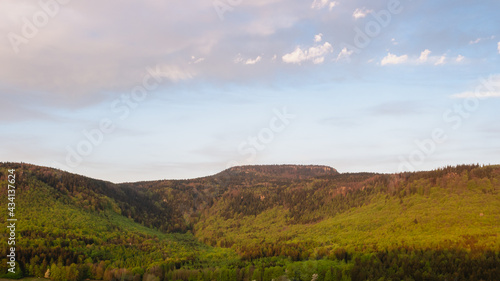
218 165 339 179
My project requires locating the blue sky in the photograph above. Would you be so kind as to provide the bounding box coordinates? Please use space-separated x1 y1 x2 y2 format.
1 0 499 182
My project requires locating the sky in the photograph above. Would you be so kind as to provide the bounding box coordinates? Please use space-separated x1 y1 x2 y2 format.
1 0 500 183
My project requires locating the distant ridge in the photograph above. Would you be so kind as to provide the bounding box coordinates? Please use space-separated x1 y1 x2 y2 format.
219 164 339 179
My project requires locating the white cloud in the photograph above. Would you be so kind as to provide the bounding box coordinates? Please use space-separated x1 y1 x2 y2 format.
435 55 446 65
391 38 398 45
353 8 373 19
451 74 500 99
282 48 304 64
418 49 431 62
498 42 500 54
234 54 262 65
419 50 449 65
380 53 408 66
456 55 465 63
282 42 333 64
314 33 323 43
336 47 354 61
245 56 262 65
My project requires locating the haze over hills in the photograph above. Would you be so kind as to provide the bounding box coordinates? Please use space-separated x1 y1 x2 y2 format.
1 162 499 281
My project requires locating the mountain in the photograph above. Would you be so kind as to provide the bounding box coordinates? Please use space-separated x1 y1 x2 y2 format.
217 165 339 179
0 162 499 281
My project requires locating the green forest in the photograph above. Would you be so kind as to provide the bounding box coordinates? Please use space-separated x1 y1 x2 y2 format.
0 163 499 281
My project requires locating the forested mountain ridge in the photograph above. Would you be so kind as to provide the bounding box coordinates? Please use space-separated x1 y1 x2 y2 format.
0 162 237 280
1 162 499 280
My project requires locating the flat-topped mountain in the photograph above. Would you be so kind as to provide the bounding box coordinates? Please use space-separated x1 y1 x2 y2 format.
219 164 339 179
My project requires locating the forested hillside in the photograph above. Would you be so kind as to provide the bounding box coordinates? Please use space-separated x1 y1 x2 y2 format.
0 163 499 281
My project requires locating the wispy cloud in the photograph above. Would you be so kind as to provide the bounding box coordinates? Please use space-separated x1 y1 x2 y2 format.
234 54 244 64
383 50 463 66
418 49 431 62
311 0 337 10
434 55 446 65
451 74 500 99
155 65 195 82
234 54 263 65
469 38 481 45
245 56 262 65
353 8 373 19
452 91 500 99
336 47 354 62
469 35 495 44
311 0 328 9
369 101 425 116
498 42 500 54
0 98 59 123
329 2 338 11
190 56 205 64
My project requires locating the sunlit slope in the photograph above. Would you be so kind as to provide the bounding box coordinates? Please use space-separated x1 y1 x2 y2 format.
195 165 500 259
